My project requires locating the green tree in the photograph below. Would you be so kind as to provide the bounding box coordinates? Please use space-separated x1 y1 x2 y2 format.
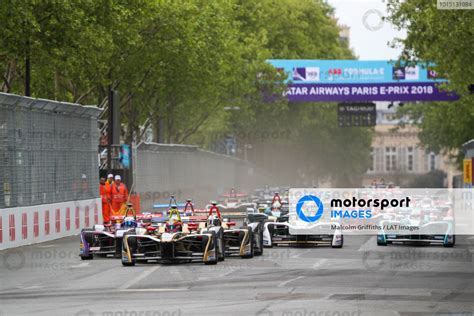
0 0 373 185
387 0 474 165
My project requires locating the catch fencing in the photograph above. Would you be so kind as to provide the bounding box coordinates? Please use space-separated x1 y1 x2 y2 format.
136 142 274 210
0 93 102 250
0 93 101 208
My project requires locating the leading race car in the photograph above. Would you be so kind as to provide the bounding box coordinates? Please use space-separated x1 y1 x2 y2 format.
121 206 223 266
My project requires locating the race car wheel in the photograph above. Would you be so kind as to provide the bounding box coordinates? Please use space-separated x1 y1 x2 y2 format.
266 225 276 248
254 226 264 256
122 261 135 267
217 228 225 262
331 235 343 248
377 235 388 246
443 235 455 248
80 254 94 260
82 229 95 245
121 233 136 266
242 227 254 259
80 228 94 260
205 231 218 265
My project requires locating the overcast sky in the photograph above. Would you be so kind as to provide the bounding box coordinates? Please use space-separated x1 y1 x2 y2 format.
327 0 407 61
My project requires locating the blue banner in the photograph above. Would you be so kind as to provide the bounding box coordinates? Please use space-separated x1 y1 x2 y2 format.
267 59 446 84
267 60 458 102
120 144 131 169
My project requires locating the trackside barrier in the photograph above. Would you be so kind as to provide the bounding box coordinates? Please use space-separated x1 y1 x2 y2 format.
0 198 101 251
0 93 102 251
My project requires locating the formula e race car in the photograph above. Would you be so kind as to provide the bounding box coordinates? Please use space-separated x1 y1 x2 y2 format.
80 204 148 260
219 188 251 207
206 202 264 258
121 206 223 265
121 200 264 265
377 208 455 247
249 193 343 248
261 221 343 248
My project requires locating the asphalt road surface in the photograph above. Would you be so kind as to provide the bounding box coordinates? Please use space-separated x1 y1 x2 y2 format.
0 235 473 316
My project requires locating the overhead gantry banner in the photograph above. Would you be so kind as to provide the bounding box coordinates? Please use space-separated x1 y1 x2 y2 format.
267 59 459 102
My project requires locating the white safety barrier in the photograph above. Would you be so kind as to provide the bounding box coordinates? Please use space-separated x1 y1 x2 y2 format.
0 198 102 251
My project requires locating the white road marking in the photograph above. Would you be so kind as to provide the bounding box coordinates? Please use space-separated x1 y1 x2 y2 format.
16 285 44 290
71 262 90 268
312 258 328 269
119 266 160 290
118 288 187 292
290 249 311 259
197 268 237 281
277 275 304 288
358 236 377 251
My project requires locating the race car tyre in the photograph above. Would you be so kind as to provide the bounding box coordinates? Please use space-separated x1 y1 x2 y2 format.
254 226 264 256
205 231 218 265
217 228 225 262
80 254 93 260
331 235 343 248
377 235 388 246
80 228 94 260
81 228 95 245
241 227 254 259
121 233 136 266
122 261 135 267
443 235 455 248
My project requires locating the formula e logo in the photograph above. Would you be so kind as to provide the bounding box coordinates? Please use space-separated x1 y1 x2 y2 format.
296 195 324 222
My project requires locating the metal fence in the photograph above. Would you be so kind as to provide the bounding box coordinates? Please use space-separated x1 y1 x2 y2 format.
136 142 274 210
0 93 101 208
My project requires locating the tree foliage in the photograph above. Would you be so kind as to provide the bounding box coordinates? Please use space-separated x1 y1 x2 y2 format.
0 0 372 185
387 0 474 165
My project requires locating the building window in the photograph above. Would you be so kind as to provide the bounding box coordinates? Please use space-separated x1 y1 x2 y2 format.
407 147 414 172
385 147 397 172
368 148 375 172
429 152 436 171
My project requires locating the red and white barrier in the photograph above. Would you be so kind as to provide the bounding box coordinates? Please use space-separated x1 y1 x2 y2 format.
0 198 101 251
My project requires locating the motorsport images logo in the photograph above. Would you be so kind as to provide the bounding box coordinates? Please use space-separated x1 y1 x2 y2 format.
295 192 411 223
296 195 324 222
291 188 474 236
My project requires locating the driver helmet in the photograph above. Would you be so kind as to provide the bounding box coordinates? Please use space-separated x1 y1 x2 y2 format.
169 205 179 216
165 220 182 233
122 216 137 228
184 199 193 215
272 200 282 210
207 214 221 227
258 206 266 213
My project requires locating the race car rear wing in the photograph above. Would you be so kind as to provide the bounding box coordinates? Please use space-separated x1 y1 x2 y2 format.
208 203 255 220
